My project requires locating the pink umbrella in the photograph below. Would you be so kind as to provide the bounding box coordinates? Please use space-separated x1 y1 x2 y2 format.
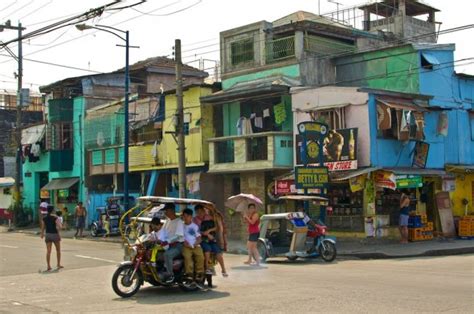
225 193 263 212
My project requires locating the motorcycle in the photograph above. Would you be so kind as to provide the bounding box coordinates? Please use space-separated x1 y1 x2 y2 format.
112 233 199 298
305 220 337 262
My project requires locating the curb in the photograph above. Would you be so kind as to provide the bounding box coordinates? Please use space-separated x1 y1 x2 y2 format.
338 246 474 259
11 228 123 244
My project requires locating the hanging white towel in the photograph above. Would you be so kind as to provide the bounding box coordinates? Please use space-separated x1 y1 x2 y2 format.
254 117 263 129
263 109 270 118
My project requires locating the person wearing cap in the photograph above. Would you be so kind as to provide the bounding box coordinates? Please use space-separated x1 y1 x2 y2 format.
161 203 184 283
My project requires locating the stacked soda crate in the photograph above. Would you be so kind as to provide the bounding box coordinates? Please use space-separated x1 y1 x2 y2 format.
408 214 434 242
458 216 474 238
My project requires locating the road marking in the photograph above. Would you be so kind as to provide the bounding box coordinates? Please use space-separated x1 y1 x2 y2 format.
0 245 19 249
75 255 118 264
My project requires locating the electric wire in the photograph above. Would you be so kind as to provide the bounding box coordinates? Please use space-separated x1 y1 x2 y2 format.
1 0 35 20
18 0 53 21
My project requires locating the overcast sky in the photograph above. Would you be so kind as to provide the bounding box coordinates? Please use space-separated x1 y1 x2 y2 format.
1 0 473 92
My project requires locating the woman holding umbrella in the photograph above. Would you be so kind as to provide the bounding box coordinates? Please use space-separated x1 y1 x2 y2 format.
244 203 261 266
226 193 263 266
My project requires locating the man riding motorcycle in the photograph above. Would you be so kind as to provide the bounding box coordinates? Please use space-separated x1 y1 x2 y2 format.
161 203 185 283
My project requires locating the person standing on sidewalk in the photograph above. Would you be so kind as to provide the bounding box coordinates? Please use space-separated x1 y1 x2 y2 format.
399 191 411 244
243 203 261 266
40 205 63 271
74 202 87 238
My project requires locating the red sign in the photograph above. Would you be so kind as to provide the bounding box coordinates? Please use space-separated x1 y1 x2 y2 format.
275 180 295 195
325 160 358 171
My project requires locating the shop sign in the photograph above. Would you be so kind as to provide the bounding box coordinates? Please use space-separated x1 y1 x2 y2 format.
396 175 423 189
40 189 50 199
58 189 69 198
413 141 430 168
266 181 279 201
374 171 396 190
275 180 295 195
442 178 456 192
349 175 366 192
295 166 329 189
296 128 358 171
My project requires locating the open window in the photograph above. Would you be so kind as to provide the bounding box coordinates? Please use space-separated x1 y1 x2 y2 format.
421 52 440 70
308 107 346 130
46 122 73 150
376 100 426 141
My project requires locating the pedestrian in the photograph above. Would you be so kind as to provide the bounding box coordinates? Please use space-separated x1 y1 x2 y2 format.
62 206 69 230
74 201 87 238
243 203 261 266
38 200 48 227
56 210 64 230
40 205 63 271
399 190 411 244
194 205 228 277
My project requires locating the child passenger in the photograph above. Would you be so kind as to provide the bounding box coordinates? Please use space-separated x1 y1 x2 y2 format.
182 208 205 287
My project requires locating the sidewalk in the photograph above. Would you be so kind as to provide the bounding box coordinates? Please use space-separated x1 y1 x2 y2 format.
2 225 474 259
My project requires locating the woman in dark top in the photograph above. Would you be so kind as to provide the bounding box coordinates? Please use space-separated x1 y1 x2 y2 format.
40 205 63 271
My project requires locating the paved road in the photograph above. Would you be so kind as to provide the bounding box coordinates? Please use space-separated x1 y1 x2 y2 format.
0 232 473 313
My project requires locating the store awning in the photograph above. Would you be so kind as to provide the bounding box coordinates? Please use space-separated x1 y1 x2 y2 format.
445 164 474 174
384 168 446 176
0 177 15 188
21 124 46 145
330 167 381 182
421 52 440 66
42 178 79 190
296 103 349 112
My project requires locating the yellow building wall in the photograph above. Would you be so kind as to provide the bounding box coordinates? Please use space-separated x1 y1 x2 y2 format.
451 174 474 216
129 86 214 171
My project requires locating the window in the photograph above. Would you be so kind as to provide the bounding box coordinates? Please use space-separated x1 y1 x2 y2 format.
247 137 268 161
376 102 425 141
215 140 234 163
470 112 474 141
231 39 254 66
309 108 346 130
421 52 439 70
131 124 162 144
46 123 73 150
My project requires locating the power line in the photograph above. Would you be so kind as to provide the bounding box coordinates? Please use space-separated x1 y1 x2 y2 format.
0 1 18 12
0 53 103 73
131 0 202 16
1 0 34 20
18 0 54 21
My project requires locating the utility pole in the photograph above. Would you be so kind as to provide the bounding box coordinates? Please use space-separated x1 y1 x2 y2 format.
175 39 186 198
0 21 25 212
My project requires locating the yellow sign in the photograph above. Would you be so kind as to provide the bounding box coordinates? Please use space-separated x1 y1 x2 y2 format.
295 166 329 189
40 189 50 199
349 175 366 192
307 141 319 159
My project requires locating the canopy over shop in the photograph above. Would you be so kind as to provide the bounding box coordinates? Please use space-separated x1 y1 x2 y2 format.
41 177 79 204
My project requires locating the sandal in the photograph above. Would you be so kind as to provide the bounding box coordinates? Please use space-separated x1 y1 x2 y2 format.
222 272 229 277
243 261 252 265
57 266 64 270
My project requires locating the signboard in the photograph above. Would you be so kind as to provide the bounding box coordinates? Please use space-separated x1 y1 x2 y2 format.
396 175 423 189
275 180 296 195
349 175 366 192
413 141 429 168
374 171 396 190
295 166 329 189
296 128 358 171
58 189 69 198
40 189 50 199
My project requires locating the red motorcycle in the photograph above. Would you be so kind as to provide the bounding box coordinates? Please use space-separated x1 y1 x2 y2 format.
306 221 337 262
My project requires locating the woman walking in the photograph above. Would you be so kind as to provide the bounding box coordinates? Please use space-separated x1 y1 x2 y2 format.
40 205 63 271
243 203 261 266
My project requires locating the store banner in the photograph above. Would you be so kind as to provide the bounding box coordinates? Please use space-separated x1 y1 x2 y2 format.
296 128 358 171
374 171 397 190
275 180 295 195
396 175 423 189
413 141 430 168
40 189 50 199
349 175 366 192
295 166 329 189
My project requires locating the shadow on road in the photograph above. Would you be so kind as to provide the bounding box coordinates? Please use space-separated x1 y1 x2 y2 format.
112 286 230 304
263 258 340 266
230 265 269 270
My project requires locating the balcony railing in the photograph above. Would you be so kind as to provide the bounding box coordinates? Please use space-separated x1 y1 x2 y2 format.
208 132 293 173
265 36 295 63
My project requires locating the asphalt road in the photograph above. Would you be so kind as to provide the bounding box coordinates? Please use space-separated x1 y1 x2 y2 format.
0 232 473 313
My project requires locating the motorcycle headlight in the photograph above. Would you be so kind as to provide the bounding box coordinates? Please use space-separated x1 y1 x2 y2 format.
129 246 138 258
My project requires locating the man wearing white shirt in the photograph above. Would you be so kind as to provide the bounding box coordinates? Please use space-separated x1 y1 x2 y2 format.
161 203 184 282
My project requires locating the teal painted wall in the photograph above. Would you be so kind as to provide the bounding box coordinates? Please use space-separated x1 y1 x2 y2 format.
274 134 293 166
222 64 300 90
281 95 293 132
22 152 50 211
223 101 240 136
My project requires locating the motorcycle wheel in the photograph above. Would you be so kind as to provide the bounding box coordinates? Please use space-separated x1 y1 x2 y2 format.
257 241 268 262
319 241 337 262
112 264 143 298
286 256 298 261
90 224 99 237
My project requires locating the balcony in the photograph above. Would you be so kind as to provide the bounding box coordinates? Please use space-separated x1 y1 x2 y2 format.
50 150 74 171
265 36 295 63
88 147 124 176
208 132 293 173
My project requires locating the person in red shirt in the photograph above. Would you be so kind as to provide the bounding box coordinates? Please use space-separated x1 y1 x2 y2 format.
243 203 261 266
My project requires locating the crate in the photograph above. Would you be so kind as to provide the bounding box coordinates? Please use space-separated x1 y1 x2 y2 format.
458 229 474 237
459 221 471 229
460 215 474 222
421 214 428 224
425 222 434 231
408 216 423 228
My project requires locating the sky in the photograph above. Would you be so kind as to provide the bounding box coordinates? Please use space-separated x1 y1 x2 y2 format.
0 0 473 92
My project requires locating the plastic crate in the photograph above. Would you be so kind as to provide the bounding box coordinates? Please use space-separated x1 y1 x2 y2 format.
421 214 428 224
408 216 423 228
425 222 434 231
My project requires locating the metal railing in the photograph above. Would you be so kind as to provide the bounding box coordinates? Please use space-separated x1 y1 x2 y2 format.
265 36 295 63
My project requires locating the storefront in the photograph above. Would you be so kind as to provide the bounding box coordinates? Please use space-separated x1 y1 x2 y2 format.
41 177 80 211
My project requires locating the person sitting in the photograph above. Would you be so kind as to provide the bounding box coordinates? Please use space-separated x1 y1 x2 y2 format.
161 203 185 283
148 217 167 266
195 205 228 277
182 208 205 287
